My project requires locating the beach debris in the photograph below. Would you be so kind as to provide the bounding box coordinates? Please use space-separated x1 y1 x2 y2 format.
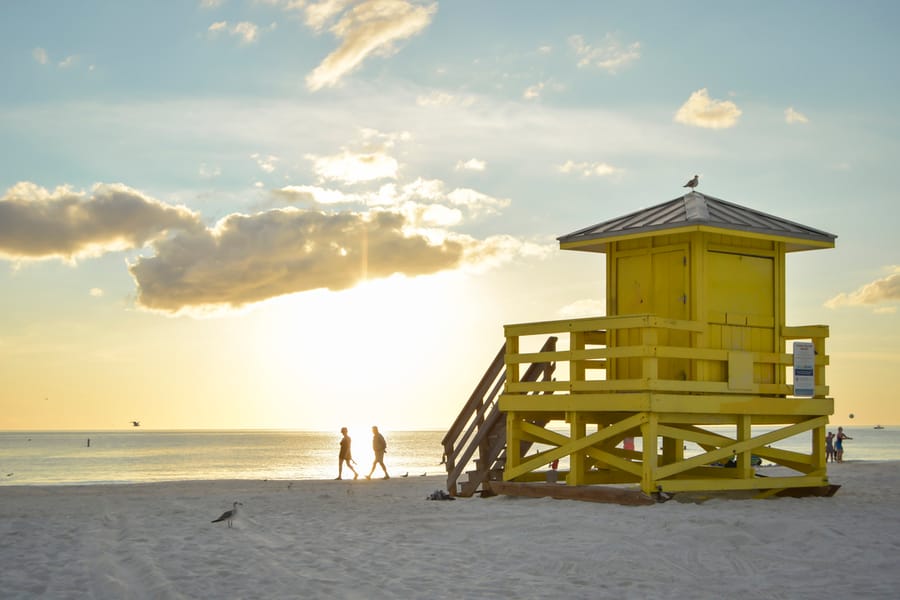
131 421 140 427
683 174 699 190
653 491 674 503
211 501 242 527
427 489 455 501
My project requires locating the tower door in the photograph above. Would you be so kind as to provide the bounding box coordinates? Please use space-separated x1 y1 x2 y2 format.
614 248 689 379
706 251 776 384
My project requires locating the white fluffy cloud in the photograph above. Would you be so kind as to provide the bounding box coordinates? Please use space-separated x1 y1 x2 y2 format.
252 153 280 173
825 266 900 313
127 207 542 313
208 21 260 44
273 185 363 205
569 34 641 73
305 0 437 91
524 82 546 100
558 160 622 177
785 107 809 124
307 149 399 184
455 158 486 172
275 176 510 225
0 182 201 261
127 208 465 312
675 88 742 129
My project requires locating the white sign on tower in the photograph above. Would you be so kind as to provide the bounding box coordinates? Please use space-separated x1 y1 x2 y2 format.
793 341 815 397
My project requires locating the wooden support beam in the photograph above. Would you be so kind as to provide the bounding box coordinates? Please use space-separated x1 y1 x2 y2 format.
654 417 827 480
505 414 647 481
641 413 659 494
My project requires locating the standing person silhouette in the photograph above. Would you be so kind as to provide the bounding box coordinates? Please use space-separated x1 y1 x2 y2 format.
366 426 390 480
835 426 852 463
336 427 358 480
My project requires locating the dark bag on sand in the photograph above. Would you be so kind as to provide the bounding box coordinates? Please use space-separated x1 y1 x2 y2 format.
427 489 455 501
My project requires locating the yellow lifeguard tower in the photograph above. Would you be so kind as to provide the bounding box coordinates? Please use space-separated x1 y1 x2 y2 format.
443 190 837 501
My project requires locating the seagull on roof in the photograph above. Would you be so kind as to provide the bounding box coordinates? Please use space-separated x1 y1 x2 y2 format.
211 501 242 528
683 175 699 190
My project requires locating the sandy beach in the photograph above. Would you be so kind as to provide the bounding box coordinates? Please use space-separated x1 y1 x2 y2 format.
2 462 898 599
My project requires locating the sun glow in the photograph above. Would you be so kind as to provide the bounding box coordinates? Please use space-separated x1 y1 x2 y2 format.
250 271 475 431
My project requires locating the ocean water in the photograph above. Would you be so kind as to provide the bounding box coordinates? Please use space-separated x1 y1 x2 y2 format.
1 426 897 486
0 430 447 486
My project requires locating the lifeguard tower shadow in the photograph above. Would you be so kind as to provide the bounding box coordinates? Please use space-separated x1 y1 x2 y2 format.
442 191 839 503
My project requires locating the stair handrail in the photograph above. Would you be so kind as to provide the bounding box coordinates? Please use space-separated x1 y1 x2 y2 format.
443 336 557 495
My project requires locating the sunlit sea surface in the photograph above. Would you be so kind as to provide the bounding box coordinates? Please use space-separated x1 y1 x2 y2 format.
1 426 898 486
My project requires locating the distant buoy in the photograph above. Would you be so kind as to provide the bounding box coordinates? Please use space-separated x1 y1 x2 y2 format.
849 413 855 419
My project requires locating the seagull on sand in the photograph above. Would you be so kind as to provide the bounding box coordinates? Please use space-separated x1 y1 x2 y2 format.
683 175 699 190
211 501 242 528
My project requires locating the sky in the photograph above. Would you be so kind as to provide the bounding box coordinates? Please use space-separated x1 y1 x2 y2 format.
1 0 899 431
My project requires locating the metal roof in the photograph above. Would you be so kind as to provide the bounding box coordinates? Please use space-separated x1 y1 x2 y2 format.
558 191 837 253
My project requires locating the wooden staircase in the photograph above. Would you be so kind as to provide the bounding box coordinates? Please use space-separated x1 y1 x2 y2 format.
441 336 557 497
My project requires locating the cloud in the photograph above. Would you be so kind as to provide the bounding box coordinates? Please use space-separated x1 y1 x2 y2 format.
389 179 510 220
457 233 553 274
33 47 48 65
825 266 900 313
446 187 509 218
275 177 510 225
569 34 641 73
251 153 280 173
307 149 399 184
523 81 545 100
303 0 355 30
0 182 201 262
200 0 225 8
674 88 742 129
305 0 437 91
273 185 363 205
233 21 261 44
455 158 486 172
785 106 809 124
558 160 622 177
58 55 79 68
208 21 260 44
128 208 479 313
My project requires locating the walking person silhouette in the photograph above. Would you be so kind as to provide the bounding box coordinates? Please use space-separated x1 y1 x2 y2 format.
366 426 390 480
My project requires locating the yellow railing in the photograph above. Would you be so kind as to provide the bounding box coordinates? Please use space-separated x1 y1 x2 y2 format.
504 314 830 400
